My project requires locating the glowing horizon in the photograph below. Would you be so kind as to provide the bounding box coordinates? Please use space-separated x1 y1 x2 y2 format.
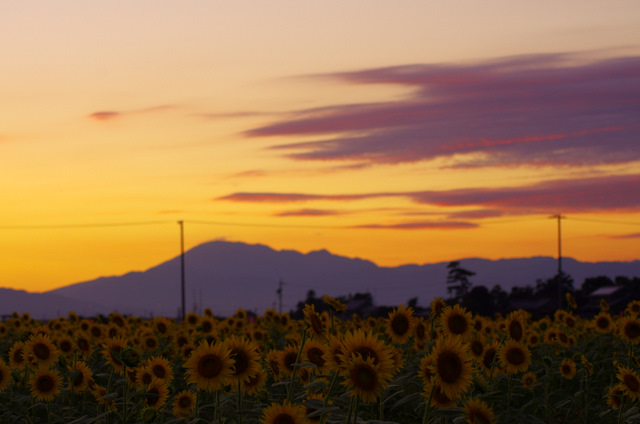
2 1 640 293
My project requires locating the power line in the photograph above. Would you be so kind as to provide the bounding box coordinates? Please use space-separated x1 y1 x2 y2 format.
0 220 173 230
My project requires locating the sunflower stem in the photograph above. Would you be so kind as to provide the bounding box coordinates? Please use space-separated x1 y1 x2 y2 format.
507 373 512 417
216 390 221 424
287 327 307 403
422 383 435 424
237 379 244 424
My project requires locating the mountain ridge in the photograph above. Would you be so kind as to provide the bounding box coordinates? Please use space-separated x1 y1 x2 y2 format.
3 240 639 318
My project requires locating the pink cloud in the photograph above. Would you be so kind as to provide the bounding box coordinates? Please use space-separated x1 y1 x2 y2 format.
216 192 385 203
609 233 640 239
88 111 120 121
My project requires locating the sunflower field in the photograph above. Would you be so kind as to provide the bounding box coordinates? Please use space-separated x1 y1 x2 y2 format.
2 295 640 424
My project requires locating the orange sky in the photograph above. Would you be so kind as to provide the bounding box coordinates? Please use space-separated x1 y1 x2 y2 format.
2 1 640 292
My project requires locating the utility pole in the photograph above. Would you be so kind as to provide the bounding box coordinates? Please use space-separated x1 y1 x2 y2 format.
178 220 186 321
550 214 566 309
550 214 566 275
277 279 284 314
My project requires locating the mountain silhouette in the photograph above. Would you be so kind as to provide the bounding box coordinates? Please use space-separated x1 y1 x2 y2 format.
3 240 639 318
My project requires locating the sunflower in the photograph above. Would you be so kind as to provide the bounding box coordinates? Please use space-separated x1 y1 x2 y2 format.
498 340 531 374
184 312 200 327
68 361 93 392
26 333 59 369
565 292 577 309
626 300 640 316
55 335 75 358
137 366 155 388
199 316 216 335
342 354 393 403
172 390 196 418
103 336 127 374
140 332 159 351
146 356 174 383
385 305 415 344
76 333 93 357
423 382 456 409
279 345 301 377
522 372 537 389
617 365 640 401
439 304 472 339
505 311 526 342
619 316 640 344
242 365 267 396
303 340 328 374
600 298 610 313
463 398 496 424
144 378 169 409
9 341 27 370
153 317 172 337
260 401 309 424
559 359 577 380
430 297 446 317
338 329 395 374
593 312 614 334
468 336 485 362
30 368 62 402
184 341 235 392
0 359 10 392
322 295 347 313
526 331 541 347
607 384 626 409
479 342 500 375
226 336 260 384
431 336 473 399
304 304 326 339
418 355 435 386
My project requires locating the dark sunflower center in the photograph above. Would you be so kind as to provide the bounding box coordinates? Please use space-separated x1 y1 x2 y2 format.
352 363 377 391
353 347 378 364
77 339 90 351
37 375 54 393
198 354 223 378
231 348 249 376
469 410 492 424
625 322 640 339
73 372 84 386
447 314 468 335
157 323 167 333
273 413 295 424
33 343 50 360
307 347 325 367
310 314 323 335
506 347 525 365
509 321 523 341
470 340 483 357
13 348 25 363
391 314 410 336
415 323 426 340
146 387 160 406
60 340 72 353
152 364 166 379
283 352 298 372
202 321 213 333
597 317 610 329
562 364 573 375
482 349 496 370
624 374 640 392
178 395 193 408
437 351 463 383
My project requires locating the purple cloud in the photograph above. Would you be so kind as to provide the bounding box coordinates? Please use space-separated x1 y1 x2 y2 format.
245 52 640 168
217 173 640 215
609 232 640 239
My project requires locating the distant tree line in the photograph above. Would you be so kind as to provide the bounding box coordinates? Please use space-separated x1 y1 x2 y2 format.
288 261 640 319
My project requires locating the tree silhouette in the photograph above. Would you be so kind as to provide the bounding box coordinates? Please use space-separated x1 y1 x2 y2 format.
446 261 475 303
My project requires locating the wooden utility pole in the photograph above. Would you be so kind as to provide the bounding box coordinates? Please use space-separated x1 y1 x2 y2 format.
550 214 566 308
277 279 284 314
178 220 186 321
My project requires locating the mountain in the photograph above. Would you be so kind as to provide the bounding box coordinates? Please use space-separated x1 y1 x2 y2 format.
1 240 636 319
0 287 108 320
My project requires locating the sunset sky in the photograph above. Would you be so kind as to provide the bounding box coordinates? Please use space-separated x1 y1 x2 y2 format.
2 1 640 293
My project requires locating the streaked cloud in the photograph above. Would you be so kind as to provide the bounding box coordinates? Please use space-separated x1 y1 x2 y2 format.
217 173 640 215
88 111 120 121
609 232 640 239
274 209 343 217
245 52 640 168
353 221 478 230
